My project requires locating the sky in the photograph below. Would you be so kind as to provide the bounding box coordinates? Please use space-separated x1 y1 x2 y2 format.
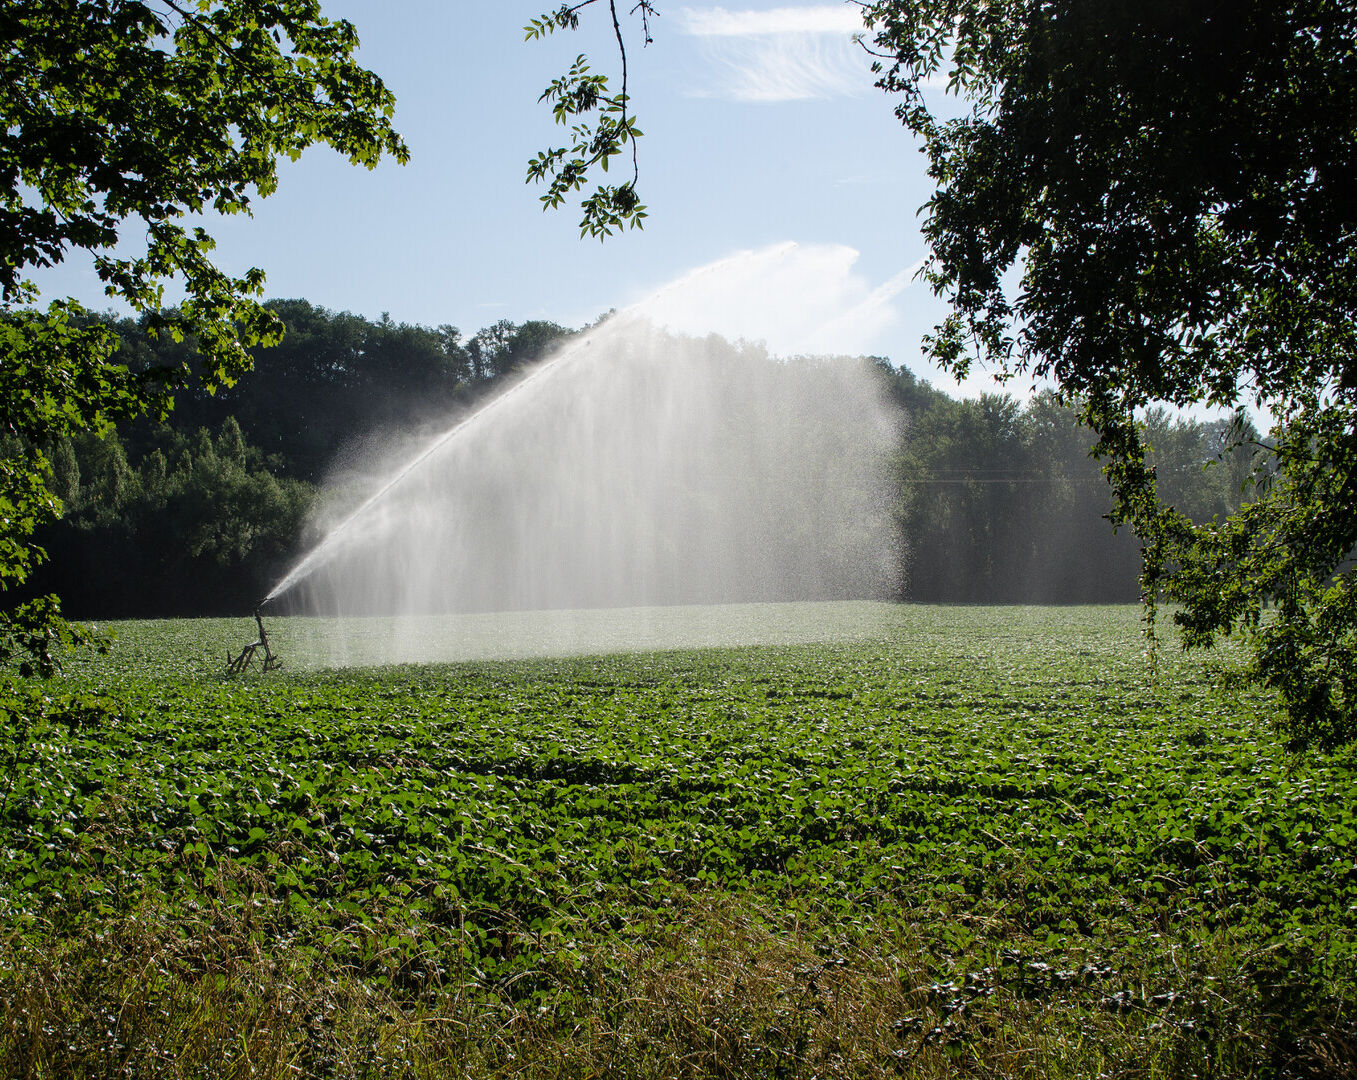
35 2 992 391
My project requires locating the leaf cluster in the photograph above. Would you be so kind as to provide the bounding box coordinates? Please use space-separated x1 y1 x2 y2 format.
2 0 407 381
0 596 103 678
524 2 654 238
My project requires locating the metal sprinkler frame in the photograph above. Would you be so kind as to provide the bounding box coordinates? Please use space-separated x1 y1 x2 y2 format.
227 601 281 674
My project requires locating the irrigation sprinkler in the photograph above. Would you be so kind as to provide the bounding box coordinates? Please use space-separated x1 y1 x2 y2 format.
227 599 282 674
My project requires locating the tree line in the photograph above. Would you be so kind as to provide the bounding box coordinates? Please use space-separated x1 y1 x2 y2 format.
19 301 1263 618
882 368 1263 604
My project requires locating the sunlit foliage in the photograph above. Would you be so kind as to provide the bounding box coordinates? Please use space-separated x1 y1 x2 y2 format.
0 0 406 663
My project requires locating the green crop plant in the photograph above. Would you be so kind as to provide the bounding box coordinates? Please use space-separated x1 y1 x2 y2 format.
1 605 1353 1077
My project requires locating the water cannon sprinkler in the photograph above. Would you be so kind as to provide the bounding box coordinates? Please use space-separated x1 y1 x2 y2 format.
227 597 282 675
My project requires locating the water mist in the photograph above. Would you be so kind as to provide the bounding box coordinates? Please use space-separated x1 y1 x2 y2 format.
268 244 906 665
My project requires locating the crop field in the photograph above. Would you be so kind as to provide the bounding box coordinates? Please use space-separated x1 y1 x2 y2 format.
2 604 1355 1079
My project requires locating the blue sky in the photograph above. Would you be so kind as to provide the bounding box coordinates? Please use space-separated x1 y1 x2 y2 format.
38 2 981 386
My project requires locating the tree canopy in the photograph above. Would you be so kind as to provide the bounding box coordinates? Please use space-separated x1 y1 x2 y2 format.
0 0 406 669
15 307 588 618
861 0 1357 746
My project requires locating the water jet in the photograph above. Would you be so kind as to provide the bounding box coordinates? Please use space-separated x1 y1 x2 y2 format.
265 244 907 665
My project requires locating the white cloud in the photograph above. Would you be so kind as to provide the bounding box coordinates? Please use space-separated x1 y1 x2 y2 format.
679 6 866 36
700 35 868 101
676 5 871 102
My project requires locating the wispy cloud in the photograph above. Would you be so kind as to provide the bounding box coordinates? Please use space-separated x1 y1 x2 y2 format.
681 6 866 36
675 5 871 103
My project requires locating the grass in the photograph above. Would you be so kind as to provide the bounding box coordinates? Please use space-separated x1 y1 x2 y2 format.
2 603 1354 1078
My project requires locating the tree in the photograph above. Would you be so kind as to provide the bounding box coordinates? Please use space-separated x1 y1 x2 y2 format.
1 0 406 670
29 420 315 617
860 0 1357 746
469 318 573 380
889 384 1146 603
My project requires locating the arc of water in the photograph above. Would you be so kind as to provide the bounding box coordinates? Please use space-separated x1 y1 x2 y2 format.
264 326 603 602
264 241 901 605
264 250 781 603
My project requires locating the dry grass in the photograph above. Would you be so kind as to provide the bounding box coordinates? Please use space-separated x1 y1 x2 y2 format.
4 882 1353 1080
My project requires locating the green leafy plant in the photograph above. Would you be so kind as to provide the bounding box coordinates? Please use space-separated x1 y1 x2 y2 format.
0 596 105 678
2 607 1353 1075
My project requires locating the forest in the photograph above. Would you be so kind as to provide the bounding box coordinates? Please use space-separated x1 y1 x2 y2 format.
21 300 1264 618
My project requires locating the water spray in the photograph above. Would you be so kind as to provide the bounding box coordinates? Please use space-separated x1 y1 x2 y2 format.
257 243 908 626
262 327 604 605
260 248 813 607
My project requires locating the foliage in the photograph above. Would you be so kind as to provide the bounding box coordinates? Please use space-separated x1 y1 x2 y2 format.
886 373 1261 604
16 308 590 618
133 301 472 483
25 418 315 617
0 596 104 677
0 0 406 668
0 310 145 589
112 302 577 484
525 2 654 237
860 0 1357 746
2 607 1354 1075
469 317 574 380
19 312 1274 618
